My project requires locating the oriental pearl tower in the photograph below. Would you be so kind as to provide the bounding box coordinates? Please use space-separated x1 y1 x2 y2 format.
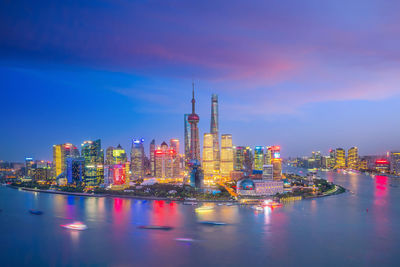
188 82 200 161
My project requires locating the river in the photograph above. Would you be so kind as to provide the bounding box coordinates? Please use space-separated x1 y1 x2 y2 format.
1 167 400 266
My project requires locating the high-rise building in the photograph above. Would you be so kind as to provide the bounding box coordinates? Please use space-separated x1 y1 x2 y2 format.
264 147 271 165
390 151 400 174
220 134 234 178
243 147 253 176
270 146 282 179
66 157 85 185
170 139 180 154
328 149 336 169
81 139 104 186
188 83 200 161
335 148 346 169
347 147 359 170
25 157 34 177
254 146 264 171
131 138 145 180
210 94 220 173
154 141 180 179
53 143 80 178
202 133 214 179
233 146 245 171
262 164 273 180
184 114 191 160
150 139 155 176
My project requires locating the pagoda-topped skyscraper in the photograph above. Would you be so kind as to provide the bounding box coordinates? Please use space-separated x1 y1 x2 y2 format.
188 82 200 161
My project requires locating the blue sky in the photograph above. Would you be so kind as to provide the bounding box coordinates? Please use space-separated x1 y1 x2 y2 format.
1 0 400 161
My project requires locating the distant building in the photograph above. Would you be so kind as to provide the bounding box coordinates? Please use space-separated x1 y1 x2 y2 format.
347 147 359 170
254 146 264 171
390 152 400 174
375 159 390 173
233 146 245 171
210 94 220 173
220 134 234 178
334 148 346 169
184 114 191 161
53 143 80 178
262 164 273 180
66 157 84 185
202 133 214 179
81 139 104 186
189 160 203 188
150 139 156 176
237 178 283 196
270 146 282 179
188 83 200 161
131 138 145 180
243 147 253 175
154 141 181 179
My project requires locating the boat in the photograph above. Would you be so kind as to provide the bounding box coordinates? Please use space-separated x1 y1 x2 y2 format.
183 202 197 205
195 206 214 212
138 225 173 231
225 203 233 206
251 206 264 211
263 200 283 208
29 210 43 215
61 222 88 230
175 238 195 242
198 221 227 226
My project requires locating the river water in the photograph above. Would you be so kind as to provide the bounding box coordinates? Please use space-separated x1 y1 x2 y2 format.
1 167 400 266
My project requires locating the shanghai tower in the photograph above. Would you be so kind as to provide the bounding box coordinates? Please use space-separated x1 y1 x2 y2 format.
210 94 220 172
188 83 200 161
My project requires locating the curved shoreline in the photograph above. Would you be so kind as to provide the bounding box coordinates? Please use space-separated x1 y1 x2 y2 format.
8 184 346 203
12 186 237 203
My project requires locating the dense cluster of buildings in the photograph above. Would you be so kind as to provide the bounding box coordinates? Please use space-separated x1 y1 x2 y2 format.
291 148 400 175
1 83 284 196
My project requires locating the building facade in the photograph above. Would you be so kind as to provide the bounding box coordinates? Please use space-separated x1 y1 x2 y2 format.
335 148 346 169
220 134 234 178
347 147 359 170
202 133 214 179
81 139 104 186
210 94 220 173
53 143 80 178
254 146 264 171
131 138 145 180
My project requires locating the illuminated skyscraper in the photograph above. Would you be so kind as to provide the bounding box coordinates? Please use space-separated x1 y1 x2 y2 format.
335 148 346 169
202 133 214 179
81 139 104 186
170 139 180 154
347 147 359 170
269 146 282 179
210 94 220 173
131 138 145 180
184 114 191 160
243 147 253 175
154 141 180 179
150 139 155 176
25 157 34 177
233 146 245 171
390 151 400 174
264 147 271 165
188 83 200 161
254 146 264 171
220 134 233 178
53 143 80 178
66 157 84 185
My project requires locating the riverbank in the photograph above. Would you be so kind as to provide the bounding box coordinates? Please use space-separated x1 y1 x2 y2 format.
9 183 345 203
11 186 238 203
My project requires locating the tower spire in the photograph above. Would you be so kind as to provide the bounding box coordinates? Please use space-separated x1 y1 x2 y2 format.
191 81 196 114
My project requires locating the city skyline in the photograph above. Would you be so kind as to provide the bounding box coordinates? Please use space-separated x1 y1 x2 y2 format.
2 1 400 161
